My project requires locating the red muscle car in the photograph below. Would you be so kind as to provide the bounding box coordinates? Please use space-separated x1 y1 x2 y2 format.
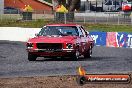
26 24 94 61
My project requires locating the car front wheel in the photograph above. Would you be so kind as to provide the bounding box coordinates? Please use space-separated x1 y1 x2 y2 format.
84 45 92 58
72 50 80 61
28 53 37 61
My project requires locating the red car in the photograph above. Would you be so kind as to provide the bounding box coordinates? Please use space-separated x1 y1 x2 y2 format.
26 24 94 61
122 1 132 11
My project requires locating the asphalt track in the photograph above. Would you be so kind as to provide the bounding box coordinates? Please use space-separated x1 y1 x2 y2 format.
0 40 132 78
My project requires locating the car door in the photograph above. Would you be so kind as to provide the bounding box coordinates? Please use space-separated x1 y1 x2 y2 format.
80 26 91 52
77 26 88 54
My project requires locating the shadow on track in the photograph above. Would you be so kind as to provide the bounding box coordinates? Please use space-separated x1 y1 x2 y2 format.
33 56 116 62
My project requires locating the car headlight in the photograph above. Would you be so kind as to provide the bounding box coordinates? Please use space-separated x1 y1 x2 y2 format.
66 43 73 49
27 43 34 48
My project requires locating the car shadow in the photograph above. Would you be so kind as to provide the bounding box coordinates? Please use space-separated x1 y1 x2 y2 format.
36 57 76 61
34 56 116 62
78 56 116 61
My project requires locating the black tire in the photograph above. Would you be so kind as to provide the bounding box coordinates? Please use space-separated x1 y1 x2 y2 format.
84 45 92 58
28 53 37 61
76 76 86 86
72 49 80 61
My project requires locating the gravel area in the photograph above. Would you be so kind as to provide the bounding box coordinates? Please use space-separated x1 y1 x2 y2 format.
0 74 131 88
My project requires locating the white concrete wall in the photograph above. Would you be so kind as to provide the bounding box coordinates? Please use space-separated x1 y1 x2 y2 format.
0 27 41 42
0 0 4 14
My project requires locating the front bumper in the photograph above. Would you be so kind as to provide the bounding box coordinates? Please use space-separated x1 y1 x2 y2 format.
27 48 75 57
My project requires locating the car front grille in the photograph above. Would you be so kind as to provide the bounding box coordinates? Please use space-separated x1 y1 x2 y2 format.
36 43 62 50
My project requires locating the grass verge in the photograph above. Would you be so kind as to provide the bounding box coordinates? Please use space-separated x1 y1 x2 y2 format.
0 20 132 32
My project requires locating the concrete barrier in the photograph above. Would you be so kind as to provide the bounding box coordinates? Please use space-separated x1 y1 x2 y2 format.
0 27 41 42
0 27 132 48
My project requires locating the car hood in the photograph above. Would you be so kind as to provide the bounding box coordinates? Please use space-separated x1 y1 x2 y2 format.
28 35 77 43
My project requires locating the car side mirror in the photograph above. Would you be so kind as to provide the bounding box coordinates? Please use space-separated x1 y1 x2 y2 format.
86 31 89 36
35 33 39 37
80 35 84 37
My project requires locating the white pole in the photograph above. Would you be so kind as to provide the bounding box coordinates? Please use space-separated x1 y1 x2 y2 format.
0 10 2 21
118 12 120 25
131 14 132 25
84 12 86 24
64 13 67 24
95 12 96 23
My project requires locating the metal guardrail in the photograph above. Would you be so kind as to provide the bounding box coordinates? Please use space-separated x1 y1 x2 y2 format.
74 11 132 25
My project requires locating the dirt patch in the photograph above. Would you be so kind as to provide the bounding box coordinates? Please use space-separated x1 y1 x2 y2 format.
0 75 131 88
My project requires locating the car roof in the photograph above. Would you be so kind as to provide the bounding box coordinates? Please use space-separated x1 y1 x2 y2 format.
46 24 81 27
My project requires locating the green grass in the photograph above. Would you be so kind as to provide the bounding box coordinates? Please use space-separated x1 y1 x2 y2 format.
0 20 132 32
0 19 54 28
84 24 132 32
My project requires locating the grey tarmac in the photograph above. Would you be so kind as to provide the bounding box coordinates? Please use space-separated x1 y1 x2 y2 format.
0 41 132 78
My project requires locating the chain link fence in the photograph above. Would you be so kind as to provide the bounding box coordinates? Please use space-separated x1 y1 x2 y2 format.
0 10 132 25
74 11 132 25
0 10 54 21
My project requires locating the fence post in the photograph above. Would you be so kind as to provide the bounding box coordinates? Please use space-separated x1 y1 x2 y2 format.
73 12 75 23
17 9 19 20
84 12 86 24
95 12 96 23
10 10 12 21
106 13 109 24
118 12 120 25
64 12 67 24
0 9 2 21
54 11 56 21
43 10 45 19
131 14 132 25
34 10 36 21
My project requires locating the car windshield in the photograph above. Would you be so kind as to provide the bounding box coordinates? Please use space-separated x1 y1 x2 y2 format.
38 26 79 36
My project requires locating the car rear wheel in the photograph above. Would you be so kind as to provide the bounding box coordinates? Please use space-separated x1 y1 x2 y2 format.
84 45 92 58
28 53 37 61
